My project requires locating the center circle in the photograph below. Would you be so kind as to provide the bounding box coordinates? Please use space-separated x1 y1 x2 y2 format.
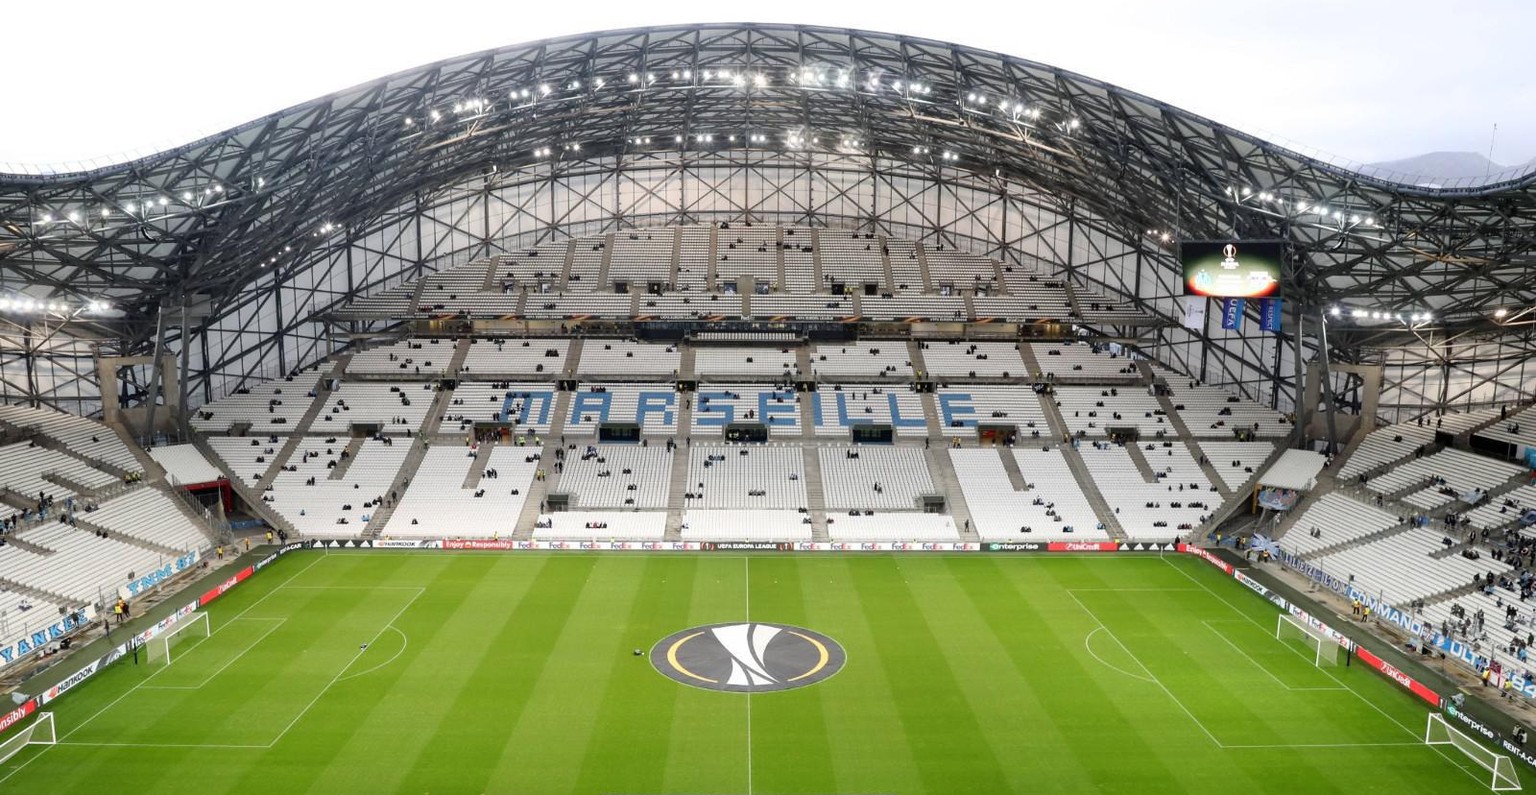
650 622 846 692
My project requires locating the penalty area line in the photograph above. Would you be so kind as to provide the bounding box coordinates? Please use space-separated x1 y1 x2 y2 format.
261 586 425 748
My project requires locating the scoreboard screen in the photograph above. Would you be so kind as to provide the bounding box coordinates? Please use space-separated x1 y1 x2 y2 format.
1181 240 1283 298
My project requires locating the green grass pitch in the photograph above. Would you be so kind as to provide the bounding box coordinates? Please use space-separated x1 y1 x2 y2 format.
0 551 1513 793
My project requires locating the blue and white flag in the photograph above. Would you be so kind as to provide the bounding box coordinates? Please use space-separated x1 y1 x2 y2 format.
1259 298 1283 333
1220 298 1245 331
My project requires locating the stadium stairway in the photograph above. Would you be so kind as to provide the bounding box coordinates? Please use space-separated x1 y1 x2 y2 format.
407 269 430 307
775 226 788 290
112 423 165 481
1037 394 1126 538
1121 444 1162 484
906 340 930 380
594 232 616 289
801 446 830 541
1016 343 1045 379
1150 388 1234 498
668 227 683 286
926 447 979 541
664 396 695 540
1460 410 1510 441
997 447 1030 491
913 241 933 292
879 238 896 293
705 225 720 288
962 292 977 322
559 240 576 290
363 437 430 537
1062 282 1087 319
740 290 752 317
795 347 814 381
255 355 352 492
563 338 586 381
326 437 367 481
446 337 472 377
509 392 570 539
479 260 499 291
187 434 296 537
461 440 495 489
678 345 697 381
810 228 826 287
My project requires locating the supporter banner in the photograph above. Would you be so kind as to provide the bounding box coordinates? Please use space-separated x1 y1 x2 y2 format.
1434 635 1536 699
1255 487 1300 511
0 699 37 737
1443 702 1536 772
1220 298 1245 331
0 605 96 667
120 549 201 600
1275 549 1349 594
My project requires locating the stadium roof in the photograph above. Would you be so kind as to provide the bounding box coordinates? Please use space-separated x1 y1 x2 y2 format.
1 23 1533 345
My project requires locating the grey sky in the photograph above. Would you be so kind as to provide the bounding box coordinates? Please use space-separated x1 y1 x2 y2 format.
5 0 1531 171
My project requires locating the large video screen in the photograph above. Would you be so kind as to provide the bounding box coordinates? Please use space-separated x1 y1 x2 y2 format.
1181 240 1283 298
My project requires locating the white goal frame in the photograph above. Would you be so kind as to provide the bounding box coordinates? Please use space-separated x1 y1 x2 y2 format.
0 712 55 765
1275 612 1342 667
150 612 210 666
1426 713 1522 791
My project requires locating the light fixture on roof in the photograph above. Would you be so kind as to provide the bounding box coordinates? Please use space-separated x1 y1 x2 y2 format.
628 73 638 83
430 110 442 121
1329 306 1341 317
40 213 52 224
753 74 767 88
1496 308 1509 319
67 211 79 223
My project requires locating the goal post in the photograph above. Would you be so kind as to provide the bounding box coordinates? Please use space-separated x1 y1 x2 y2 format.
1275 612 1342 667
147 612 211 666
0 712 56 765
1426 713 1522 791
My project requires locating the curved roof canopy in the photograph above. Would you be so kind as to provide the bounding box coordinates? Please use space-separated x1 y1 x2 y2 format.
2 23 1533 335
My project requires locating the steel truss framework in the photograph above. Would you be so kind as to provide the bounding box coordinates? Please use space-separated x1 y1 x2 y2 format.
0 23 1532 422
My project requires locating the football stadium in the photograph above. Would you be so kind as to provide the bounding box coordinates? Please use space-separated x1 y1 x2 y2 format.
2 20 1536 794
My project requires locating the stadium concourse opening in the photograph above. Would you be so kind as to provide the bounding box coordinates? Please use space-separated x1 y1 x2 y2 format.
3 19 1536 795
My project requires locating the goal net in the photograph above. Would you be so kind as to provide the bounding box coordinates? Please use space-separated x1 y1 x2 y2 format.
146 612 210 666
1426 713 1522 791
1275 612 1342 667
0 712 55 765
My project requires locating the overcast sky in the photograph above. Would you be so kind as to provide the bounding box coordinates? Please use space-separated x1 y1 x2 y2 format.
4 0 1531 171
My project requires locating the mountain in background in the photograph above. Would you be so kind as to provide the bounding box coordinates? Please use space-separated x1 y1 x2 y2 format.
1358 151 1534 186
